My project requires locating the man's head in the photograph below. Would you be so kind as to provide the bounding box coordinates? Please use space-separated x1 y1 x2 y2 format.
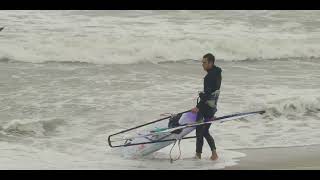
202 53 215 71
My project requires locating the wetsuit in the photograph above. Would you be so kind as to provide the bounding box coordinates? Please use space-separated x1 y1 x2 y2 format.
196 65 222 154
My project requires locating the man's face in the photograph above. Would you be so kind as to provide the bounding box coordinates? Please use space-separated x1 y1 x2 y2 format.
202 58 213 71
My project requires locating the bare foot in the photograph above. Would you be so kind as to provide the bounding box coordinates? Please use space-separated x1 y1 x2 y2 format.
210 151 218 161
194 153 201 159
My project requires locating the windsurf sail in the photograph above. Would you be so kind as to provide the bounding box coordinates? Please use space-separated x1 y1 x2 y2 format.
147 110 266 134
107 110 265 148
108 110 191 143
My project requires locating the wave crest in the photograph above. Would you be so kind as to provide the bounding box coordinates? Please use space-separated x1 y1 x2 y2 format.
0 118 66 137
264 97 320 118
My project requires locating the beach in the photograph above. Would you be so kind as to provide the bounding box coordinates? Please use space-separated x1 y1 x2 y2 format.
224 144 320 170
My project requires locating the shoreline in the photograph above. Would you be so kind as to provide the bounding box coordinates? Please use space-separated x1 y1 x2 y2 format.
223 144 320 170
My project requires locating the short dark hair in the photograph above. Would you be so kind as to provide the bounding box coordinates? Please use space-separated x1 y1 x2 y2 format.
203 53 215 64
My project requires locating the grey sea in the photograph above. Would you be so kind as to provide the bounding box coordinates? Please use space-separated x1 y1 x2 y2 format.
0 10 320 169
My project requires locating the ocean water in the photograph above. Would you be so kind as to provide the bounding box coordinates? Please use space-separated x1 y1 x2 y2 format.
0 10 320 169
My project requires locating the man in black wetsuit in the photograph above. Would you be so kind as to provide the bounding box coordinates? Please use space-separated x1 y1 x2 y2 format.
191 53 222 160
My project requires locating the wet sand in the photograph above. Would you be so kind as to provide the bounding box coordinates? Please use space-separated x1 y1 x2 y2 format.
224 144 320 170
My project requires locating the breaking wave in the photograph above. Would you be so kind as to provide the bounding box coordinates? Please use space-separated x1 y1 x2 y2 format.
0 118 66 137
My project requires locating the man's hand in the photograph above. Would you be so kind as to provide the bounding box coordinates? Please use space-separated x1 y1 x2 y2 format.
191 107 199 114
